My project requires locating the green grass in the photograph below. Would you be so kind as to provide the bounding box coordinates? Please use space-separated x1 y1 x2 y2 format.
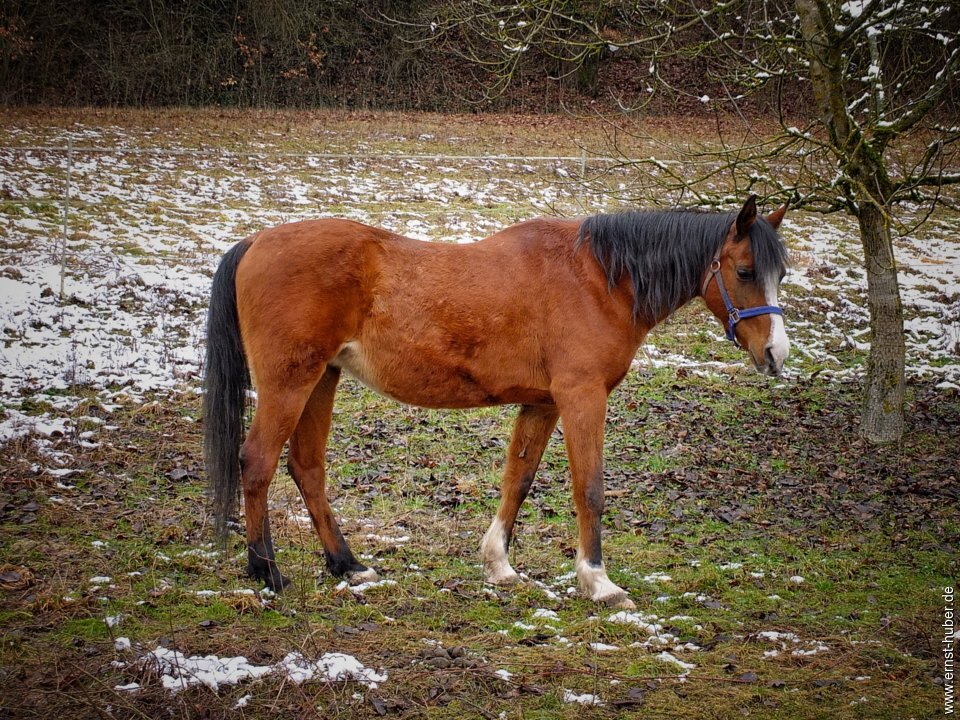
0 108 956 719
1 367 953 719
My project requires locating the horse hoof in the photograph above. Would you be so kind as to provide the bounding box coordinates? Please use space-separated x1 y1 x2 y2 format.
484 563 520 585
247 563 290 592
259 573 290 592
588 587 634 608
613 596 636 610
487 572 520 585
346 567 380 585
593 592 633 609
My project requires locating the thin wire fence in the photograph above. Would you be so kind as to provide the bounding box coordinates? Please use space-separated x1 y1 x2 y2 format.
0 141 957 389
3 144 605 163
0 143 607 301
1 142 956 304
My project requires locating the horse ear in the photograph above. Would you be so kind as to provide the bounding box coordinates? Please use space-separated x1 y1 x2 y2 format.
736 195 757 239
766 202 788 229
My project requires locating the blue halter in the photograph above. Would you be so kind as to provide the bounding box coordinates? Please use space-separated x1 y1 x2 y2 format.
702 255 783 347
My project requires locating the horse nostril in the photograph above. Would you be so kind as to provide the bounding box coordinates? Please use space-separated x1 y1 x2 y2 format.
764 347 779 375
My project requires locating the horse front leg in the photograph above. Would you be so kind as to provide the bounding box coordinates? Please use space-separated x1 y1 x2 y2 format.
555 384 635 609
481 403 559 584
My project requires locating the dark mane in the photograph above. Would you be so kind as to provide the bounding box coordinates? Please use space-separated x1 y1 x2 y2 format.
578 209 789 322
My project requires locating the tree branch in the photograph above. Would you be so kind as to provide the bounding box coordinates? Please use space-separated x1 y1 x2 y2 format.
876 44 960 139
836 0 884 45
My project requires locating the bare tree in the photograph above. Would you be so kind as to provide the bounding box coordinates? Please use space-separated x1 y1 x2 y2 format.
653 0 958 444
787 0 958 442
416 0 960 444
404 1 694 102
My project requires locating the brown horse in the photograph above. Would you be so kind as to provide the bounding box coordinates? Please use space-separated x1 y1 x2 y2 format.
204 196 789 609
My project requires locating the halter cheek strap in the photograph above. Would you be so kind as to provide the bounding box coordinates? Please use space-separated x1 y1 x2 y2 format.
701 255 783 348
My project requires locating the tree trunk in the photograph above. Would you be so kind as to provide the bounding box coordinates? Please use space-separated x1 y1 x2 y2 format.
857 202 905 443
575 49 602 97
795 0 906 444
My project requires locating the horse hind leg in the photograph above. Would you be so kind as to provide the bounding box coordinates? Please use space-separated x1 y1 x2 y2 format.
481 403 559 585
288 366 377 585
240 379 319 591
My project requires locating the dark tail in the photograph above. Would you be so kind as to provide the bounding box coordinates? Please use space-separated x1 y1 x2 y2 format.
203 240 252 541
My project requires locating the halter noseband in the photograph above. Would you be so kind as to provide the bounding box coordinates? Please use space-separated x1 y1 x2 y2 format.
701 254 783 348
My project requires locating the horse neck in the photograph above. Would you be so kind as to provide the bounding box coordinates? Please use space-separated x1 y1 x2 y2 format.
580 213 720 335
650 282 703 327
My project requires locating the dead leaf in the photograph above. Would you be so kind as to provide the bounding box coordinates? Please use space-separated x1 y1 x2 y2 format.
612 687 646 707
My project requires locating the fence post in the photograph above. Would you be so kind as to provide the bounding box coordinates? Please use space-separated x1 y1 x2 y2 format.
59 139 72 302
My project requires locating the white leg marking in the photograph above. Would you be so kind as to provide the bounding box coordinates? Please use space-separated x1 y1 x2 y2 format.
481 517 519 585
346 566 380 585
576 553 635 609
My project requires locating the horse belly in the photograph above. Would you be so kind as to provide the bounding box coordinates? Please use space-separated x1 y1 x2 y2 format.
330 340 548 409
330 341 397 399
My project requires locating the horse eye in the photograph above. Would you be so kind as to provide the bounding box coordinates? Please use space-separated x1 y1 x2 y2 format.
736 267 755 282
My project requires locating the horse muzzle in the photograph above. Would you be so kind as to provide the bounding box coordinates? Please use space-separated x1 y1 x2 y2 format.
757 347 781 376
758 325 789 376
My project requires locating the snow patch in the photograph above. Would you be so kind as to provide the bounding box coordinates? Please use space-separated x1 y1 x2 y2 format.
139 646 386 694
656 651 696 673
562 689 602 705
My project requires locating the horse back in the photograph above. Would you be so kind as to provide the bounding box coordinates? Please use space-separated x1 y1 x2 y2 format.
234 217 642 407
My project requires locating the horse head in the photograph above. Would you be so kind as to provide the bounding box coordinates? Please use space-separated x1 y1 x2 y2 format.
701 196 790 376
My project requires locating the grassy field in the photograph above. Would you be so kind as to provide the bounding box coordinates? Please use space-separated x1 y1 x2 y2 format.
0 108 957 719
